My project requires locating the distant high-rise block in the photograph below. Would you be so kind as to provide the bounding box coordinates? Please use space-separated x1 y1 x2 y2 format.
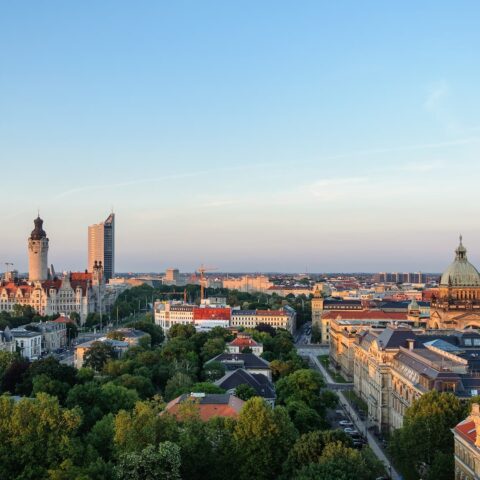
88 213 115 281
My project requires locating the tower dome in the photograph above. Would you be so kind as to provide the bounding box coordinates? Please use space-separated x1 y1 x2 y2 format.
440 236 480 287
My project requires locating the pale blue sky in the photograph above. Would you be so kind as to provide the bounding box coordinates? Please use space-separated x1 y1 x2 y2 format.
1 1 480 272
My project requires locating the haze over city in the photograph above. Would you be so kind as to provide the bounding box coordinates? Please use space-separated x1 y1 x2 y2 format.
2 1 480 272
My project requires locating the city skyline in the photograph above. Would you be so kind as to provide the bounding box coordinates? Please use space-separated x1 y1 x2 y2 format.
2 2 480 271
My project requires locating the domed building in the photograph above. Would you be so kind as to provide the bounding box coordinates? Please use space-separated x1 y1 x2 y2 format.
429 237 480 329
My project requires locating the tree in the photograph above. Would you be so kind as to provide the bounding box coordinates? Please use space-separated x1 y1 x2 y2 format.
234 397 298 480
276 369 324 408
168 323 196 340
311 325 322 344
127 320 164 346
283 429 353 476
201 360 225 381
165 372 193 401
32 373 70 403
116 441 181 480
114 397 178 455
285 400 325 433
66 321 78 344
235 383 257 401
0 393 81 480
389 390 465 480
86 413 115 461
107 330 126 341
200 338 225 362
293 442 384 480
84 341 116 371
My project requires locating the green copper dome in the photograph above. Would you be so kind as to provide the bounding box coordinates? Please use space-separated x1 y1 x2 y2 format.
440 237 480 287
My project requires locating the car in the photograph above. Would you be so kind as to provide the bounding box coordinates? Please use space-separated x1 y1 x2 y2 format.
344 428 360 435
339 420 353 427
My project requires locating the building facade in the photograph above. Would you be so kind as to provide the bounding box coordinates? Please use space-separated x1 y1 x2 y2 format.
454 403 480 480
88 213 115 282
430 238 480 330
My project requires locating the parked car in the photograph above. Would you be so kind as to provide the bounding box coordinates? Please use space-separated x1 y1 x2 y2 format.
339 420 353 427
344 428 360 435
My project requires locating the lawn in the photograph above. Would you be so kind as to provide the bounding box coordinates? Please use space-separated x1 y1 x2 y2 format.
317 355 349 383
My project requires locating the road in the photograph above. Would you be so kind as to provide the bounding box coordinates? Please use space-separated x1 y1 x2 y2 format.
308 353 401 480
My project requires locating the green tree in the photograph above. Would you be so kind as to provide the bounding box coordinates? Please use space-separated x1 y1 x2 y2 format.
114 397 178 455
0 393 81 480
32 374 70 403
235 383 257 401
116 441 181 480
285 400 324 433
127 320 164 346
276 369 324 408
165 372 193 401
200 337 225 362
234 397 298 480
167 323 196 340
201 360 225 381
283 429 353 476
107 330 126 341
293 442 384 480
84 341 116 371
389 390 465 480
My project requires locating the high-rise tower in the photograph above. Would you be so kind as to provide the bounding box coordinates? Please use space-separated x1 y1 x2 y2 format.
28 215 49 282
88 213 115 282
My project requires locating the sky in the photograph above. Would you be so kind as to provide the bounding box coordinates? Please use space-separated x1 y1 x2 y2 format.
1 1 480 273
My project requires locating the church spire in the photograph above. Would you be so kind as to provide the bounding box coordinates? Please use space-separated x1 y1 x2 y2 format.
455 234 467 261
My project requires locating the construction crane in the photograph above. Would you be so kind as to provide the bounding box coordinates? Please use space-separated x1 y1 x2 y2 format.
197 265 218 300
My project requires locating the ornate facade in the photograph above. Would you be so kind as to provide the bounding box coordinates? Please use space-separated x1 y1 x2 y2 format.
430 237 480 329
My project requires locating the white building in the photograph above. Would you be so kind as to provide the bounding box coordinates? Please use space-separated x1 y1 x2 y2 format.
11 328 42 360
26 321 67 353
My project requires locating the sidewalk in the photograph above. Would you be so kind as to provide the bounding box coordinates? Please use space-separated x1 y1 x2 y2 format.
311 354 401 480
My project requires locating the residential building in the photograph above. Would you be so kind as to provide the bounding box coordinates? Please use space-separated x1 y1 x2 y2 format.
231 306 296 333
193 307 230 330
110 328 150 346
215 369 276 406
10 328 42 360
26 321 67 353
163 393 244 421
226 333 263 355
0 327 16 353
74 337 129 368
353 326 480 434
453 403 480 480
164 268 180 285
88 213 115 282
154 301 194 330
222 275 273 293
207 352 272 380
311 297 363 344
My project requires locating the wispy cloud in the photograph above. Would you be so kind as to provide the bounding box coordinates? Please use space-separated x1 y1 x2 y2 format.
424 80 449 112
397 160 445 173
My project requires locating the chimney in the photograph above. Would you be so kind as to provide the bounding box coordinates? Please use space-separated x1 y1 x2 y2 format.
471 403 480 448
407 339 415 351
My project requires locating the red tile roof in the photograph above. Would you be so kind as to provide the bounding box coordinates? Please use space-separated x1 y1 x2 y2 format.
71 272 92 281
322 310 407 321
229 334 259 348
455 419 477 446
164 394 244 421
193 307 231 321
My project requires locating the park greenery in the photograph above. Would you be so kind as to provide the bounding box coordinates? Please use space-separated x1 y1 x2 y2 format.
389 390 471 480
0 305 386 480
